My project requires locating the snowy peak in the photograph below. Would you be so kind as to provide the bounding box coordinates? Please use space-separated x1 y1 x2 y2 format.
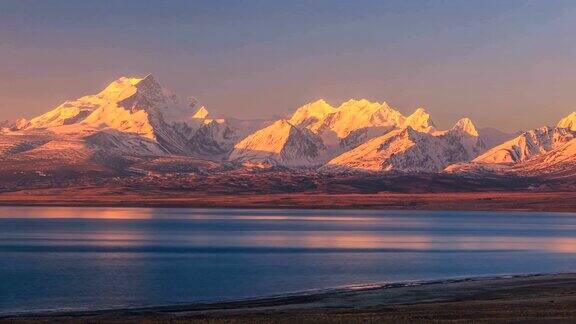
95 74 165 107
289 99 335 127
311 99 404 138
234 120 296 154
557 111 576 131
325 126 459 172
451 117 479 137
10 74 275 160
325 119 485 173
442 118 485 159
113 74 177 113
229 120 326 167
338 98 382 108
449 124 576 175
13 75 220 156
473 126 576 164
336 99 395 117
23 74 170 132
97 76 141 99
234 98 490 171
404 107 435 132
80 74 180 138
133 73 157 88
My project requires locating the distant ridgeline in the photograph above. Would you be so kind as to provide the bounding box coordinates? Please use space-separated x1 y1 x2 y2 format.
1 74 576 182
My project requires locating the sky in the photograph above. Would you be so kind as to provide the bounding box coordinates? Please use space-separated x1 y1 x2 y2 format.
1 0 576 131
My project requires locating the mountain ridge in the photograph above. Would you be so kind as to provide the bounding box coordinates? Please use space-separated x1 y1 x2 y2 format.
2 74 573 186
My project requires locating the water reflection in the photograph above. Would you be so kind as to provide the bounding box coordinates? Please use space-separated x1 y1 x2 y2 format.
0 207 155 219
3 208 576 314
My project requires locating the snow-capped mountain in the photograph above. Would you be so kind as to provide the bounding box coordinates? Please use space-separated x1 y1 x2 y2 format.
12 75 198 154
5 75 269 160
499 113 576 177
6 74 574 180
287 99 408 146
557 112 576 131
446 112 576 175
324 118 485 172
229 97 491 170
288 99 335 127
513 138 576 176
229 120 326 167
22 75 180 134
242 99 441 166
404 108 436 133
306 99 406 139
473 126 575 165
435 118 485 158
0 75 275 179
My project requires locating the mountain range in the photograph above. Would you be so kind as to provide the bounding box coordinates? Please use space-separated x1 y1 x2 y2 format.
2 74 575 189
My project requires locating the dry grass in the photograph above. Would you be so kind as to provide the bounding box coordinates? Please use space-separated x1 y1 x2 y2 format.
0 188 575 212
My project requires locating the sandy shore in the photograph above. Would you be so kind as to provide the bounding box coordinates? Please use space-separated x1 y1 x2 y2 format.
4 273 576 323
1 188 576 212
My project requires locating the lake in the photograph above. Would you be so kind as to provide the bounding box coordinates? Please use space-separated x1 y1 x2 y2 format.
2 207 576 314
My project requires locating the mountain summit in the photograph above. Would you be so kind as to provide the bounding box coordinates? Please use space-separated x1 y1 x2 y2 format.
229 119 326 167
7 75 227 157
288 99 335 127
404 108 436 132
557 111 576 131
451 118 479 137
23 75 170 133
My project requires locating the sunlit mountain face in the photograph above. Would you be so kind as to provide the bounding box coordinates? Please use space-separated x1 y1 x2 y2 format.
1 74 576 193
0 75 499 167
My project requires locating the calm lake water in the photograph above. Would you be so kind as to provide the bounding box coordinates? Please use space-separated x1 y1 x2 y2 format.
2 207 576 314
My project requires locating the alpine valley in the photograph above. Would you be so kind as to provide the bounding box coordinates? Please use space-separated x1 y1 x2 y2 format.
1 75 576 209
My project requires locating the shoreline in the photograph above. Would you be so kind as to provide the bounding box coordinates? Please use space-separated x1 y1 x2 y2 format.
0 189 576 212
4 272 576 323
0 273 540 317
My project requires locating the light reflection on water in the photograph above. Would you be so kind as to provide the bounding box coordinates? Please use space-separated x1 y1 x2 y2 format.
2 207 576 314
